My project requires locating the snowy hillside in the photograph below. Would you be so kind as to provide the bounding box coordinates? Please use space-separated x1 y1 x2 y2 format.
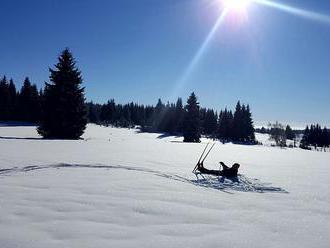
0 124 329 248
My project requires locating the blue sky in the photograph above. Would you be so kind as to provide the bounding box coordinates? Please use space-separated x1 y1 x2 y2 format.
1 0 330 126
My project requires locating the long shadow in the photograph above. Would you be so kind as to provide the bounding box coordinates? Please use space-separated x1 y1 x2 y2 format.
156 133 181 139
0 136 43 140
0 163 288 194
135 129 181 139
0 136 86 141
0 121 36 127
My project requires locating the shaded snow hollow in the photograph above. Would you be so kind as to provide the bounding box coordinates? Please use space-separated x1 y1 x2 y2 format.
0 124 329 248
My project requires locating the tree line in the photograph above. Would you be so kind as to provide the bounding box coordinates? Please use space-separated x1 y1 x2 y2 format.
1 48 255 142
87 93 256 143
0 49 86 139
257 122 297 147
0 76 42 123
300 124 329 149
256 122 329 149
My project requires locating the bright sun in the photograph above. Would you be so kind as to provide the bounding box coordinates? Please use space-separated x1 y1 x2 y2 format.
222 0 251 11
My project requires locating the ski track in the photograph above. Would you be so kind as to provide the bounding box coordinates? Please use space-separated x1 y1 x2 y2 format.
0 163 287 193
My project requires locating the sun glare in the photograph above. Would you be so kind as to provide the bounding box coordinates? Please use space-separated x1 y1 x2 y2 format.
222 0 251 11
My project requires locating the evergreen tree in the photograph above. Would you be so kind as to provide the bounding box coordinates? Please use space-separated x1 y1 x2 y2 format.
150 99 164 131
321 127 329 147
217 109 233 142
100 99 116 124
174 98 184 133
232 101 243 142
203 109 217 137
243 104 255 142
38 48 87 139
8 79 18 120
300 126 310 149
0 76 10 120
228 102 255 142
183 92 201 143
285 125 295 140
87 101 101 123
18 77 41 123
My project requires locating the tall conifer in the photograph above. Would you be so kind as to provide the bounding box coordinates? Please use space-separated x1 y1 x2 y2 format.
183 92 201 143
38 48 87 139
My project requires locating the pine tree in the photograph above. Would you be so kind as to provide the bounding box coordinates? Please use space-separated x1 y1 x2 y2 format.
285 125 295 140
203 109 217 137
243 104 255 142
87 101 100 123
18 77 32 121
232 101 243 142
183 92 201 143
8 79 18 120
18 77 41 123
0 76 10 120
175 98 184 133
38 48 87 139
321 127 329 148
153 99 165 131
300 125 310 149
217 109 233 142
100 99 116 124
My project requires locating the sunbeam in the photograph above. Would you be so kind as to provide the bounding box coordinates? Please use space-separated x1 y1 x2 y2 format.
171 0 330 101
170 9 228 99
254 0 330 24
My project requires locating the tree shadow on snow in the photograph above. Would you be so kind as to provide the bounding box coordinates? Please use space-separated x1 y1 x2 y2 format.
156 133 181 139
0 136 43 140
0 136 86 141
0 121 36 127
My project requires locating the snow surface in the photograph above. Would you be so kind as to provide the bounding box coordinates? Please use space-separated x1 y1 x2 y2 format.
0 124 330 248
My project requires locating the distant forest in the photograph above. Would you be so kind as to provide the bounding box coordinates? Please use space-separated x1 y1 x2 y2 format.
0 71 329 147
256 123 330 149
0 74 254 143
86 96 256 143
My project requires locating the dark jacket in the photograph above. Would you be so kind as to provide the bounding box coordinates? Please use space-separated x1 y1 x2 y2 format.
197 162 240 177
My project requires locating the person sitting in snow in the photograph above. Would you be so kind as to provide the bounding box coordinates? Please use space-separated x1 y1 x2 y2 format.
197 161 240 177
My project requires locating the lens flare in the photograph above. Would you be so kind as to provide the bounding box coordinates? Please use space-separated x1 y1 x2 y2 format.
170 10 228 99
254 0 330 24
171 0 330 100
222 0 251 11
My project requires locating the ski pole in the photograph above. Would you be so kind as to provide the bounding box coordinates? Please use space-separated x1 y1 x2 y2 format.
200 142 216 164
192 142 209 173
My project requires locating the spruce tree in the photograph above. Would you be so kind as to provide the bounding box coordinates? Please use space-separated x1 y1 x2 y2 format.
300 126 310 149
244 105 255 142
8 79 17 120
285 125 295 140
321 127 329 148
217 109 233 142
175 98 184 133
153 99 165 131
0 76 10 120
183 92 201 143
203 109 217 137
232 101 243 142
38 48 87 139
19 77 42 123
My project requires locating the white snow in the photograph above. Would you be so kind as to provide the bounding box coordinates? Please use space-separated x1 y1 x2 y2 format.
0 124 329 248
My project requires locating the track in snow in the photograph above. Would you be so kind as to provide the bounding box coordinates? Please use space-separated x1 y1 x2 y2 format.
0 163 287 194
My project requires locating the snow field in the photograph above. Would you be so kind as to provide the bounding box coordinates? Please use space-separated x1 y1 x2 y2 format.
0 124 329 248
